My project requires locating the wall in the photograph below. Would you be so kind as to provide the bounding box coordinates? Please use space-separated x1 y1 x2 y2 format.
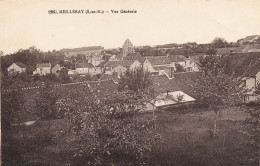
7 63 25 74
34 67 51 75
256 71 260 87
245 77 256 91
112 65 127 76
129 60 141 71
143 59 156 73
75 68 90 74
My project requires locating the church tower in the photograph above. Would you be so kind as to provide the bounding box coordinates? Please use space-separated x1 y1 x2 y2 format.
122 39 135 57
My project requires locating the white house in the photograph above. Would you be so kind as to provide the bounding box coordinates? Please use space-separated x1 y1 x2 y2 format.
104 60 138 75
242 64 260 91
143 56 174 78
242 63 260 103
7 62 26 74
129 60 142 71
88 55 104 66
75 60 94 75
68 69 77 75
33 63 51 75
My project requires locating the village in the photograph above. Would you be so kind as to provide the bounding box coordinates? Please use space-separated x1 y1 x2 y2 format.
2 34 260 165
2 0 260 164
4 37 260 106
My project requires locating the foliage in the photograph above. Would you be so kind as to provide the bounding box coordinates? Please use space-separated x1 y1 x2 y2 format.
192 56 243 108
175 63 185 72
244 95 260 164
190 55 245 137
118 68 152 93
1 46 65 74
57 85 156 165
212 37 228 48
1 88 25 131
35 86 59 120
58 68 71 83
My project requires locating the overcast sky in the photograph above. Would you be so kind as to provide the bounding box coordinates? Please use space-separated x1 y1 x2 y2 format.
0 0 260 54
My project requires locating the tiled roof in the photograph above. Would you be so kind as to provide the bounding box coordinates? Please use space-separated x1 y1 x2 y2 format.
36 63 51 68
96 61 108 67
15 62 26 68
244 62 260 77
168 55 187 62
105 60 135 68
153 66 171 70
151 72 200 97
145 56 171 65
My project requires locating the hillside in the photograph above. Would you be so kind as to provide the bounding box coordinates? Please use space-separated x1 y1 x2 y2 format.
60 46 104 57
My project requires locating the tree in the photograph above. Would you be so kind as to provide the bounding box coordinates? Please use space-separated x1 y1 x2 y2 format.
35 85 59 120
58 68 71 83
175 63 185 72
57 85 156 165
191 56 243 137
243 87 260 164
212 37 228 48
118 68 152 93
1 89 24 131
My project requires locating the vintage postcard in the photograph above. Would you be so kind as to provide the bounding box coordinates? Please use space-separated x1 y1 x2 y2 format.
1 0 260 165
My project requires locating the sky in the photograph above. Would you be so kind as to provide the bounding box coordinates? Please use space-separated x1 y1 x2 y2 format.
0 0 260 54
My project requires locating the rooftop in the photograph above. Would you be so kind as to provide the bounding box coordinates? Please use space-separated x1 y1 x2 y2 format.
145 56 171 65
15 62 26 68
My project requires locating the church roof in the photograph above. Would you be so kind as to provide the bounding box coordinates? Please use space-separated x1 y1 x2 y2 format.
123 39 134 48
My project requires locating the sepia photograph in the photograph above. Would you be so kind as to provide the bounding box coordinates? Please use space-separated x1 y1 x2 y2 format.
0 0 260 165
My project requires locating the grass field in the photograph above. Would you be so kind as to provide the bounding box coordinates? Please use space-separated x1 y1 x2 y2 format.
2 106 258 166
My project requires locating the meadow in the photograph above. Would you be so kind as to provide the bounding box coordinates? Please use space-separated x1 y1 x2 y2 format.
2 102 257 166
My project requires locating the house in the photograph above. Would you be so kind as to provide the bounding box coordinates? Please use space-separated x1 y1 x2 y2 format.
142 74 197 111
33 63 51 75
142 56 174 78
242 62 260 91
68 69 77 75
104 60 140 75
52 64 62 75
108 54 120 61
88 55 104 66
169 55 201 72
7 62 26 74
168 55 187 67
241 62 260 103
184 57 201 72
243 92 260 103
75 60 94 75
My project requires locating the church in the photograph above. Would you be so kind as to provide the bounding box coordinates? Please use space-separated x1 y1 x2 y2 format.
121 39 142 61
